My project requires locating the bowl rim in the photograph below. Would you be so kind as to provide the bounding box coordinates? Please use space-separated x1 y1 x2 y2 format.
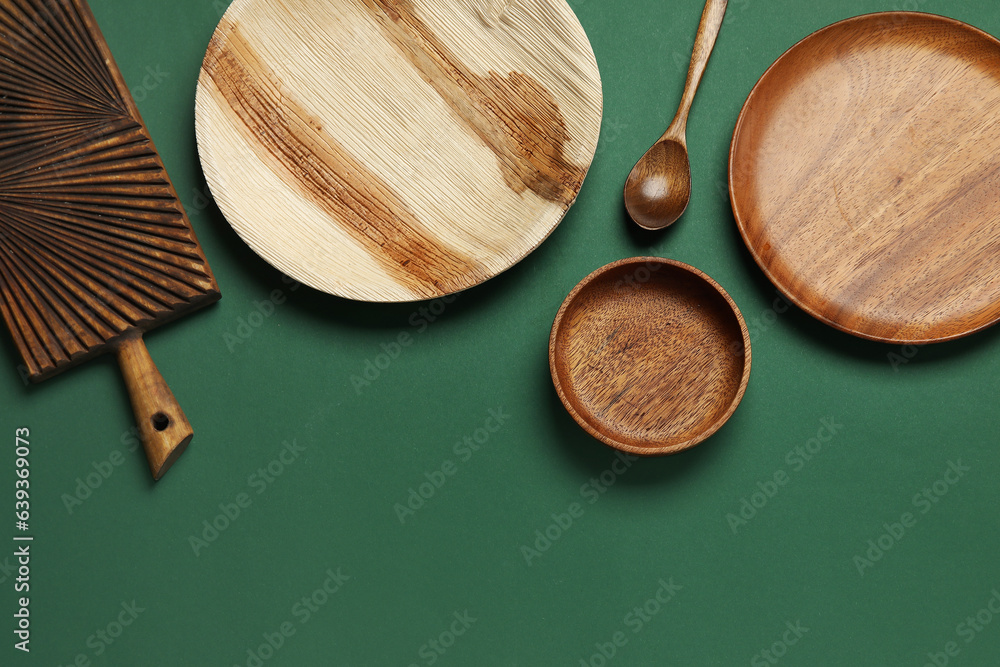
548 256 752 456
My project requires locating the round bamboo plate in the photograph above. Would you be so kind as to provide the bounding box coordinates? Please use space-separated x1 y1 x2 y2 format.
196 0 602 302
730 12 1000 344
549 258 751 456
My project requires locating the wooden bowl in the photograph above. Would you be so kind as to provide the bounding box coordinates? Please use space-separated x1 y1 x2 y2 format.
195 0 602 302
549 258 751 455
730 12 1000 344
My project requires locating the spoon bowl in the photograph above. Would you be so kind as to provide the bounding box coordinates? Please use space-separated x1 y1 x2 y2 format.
625 139 692 230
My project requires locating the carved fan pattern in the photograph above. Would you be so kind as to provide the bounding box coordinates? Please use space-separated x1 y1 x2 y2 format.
0 0 219 381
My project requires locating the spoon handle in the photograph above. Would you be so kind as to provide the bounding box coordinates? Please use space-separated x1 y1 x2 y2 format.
662 0 728 141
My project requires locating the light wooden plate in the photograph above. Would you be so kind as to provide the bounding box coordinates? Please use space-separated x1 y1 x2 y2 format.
549 258 751 455
196 0 602 302
730 12 1000 344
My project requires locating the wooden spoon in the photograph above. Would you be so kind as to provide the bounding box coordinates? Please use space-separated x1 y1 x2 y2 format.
625 0 727 230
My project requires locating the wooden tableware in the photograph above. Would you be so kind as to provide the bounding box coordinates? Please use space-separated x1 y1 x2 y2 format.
730 12 1000 344
549 258 750 455
196 0 603 302
624 0 728 230
0 0 220 479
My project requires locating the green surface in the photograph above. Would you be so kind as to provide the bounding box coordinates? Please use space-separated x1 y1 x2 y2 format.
3 0 1000 665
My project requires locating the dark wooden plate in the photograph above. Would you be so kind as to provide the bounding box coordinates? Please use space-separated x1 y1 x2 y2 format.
549 258 751 455
730 12 1000 344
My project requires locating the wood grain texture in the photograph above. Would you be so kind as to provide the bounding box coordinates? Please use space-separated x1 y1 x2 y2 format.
196 0 602 302
115 332 192 480
0 0 220 478
624 135 692 231
666 0 727 142
624 0 726 230
549 258 751 455
730 12 1000 344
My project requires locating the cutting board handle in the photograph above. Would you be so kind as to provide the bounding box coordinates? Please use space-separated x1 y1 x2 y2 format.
114 332 193 480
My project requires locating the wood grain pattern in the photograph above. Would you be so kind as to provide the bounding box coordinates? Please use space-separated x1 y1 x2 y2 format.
196 0 602 302
0 0 220 478
624 0 727 230
730 12 1000 344
115 332 193 480
549 258 751 455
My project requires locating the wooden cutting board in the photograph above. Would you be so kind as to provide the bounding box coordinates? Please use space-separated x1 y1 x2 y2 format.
0 0 220 478
196 0 603 302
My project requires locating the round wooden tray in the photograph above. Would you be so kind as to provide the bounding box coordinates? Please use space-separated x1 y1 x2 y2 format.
195 0 602 302
730 12 1000 344
549 258 751 456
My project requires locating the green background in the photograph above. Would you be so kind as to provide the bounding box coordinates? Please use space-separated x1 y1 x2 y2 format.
3 0 1000 665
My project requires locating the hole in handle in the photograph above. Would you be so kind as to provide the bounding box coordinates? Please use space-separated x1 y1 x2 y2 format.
152 412 171 432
